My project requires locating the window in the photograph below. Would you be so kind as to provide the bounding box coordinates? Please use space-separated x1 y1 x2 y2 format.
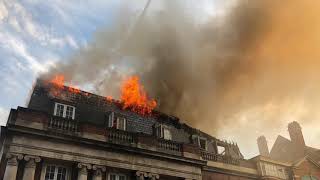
192 135 207 150
108 112 126 131
108 173 126 180
156 124 172 140
217 146 225 155
302 175 319 180
54 103 75 120
65 106 74 119
44 165 68 180
261 162 287 179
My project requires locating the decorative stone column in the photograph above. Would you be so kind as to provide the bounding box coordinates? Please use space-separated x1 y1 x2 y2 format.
136 171 159 180
77 163 92 180
136 171 146 180
147 173 160 180
92 165 106 180
22 155 41 180
3 153 23 180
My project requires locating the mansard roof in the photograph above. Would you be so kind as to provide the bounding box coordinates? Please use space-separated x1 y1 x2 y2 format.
28 79 221 141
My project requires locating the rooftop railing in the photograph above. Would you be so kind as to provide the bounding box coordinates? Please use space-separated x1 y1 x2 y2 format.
157 139 182 155
200 151 240 165
48 116 78 133
106 128 135 144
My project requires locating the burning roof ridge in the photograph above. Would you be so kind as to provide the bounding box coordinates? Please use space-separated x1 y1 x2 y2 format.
37 78 120 103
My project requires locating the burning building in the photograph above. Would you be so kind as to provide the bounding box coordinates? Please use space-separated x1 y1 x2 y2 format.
0 77 298 180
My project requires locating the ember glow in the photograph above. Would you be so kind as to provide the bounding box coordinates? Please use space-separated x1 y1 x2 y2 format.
50 74 65 88
120 76 157 115
49 74 81 94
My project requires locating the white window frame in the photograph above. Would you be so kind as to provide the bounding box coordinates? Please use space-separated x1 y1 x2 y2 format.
156 124 172 140
199 137 207 150
108 173 127 180
40 163 70 180
108 112 127 131
54 103 75 120
192 135 207 150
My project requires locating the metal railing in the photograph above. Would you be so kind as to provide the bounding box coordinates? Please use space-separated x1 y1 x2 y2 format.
106 129 135 144
157 139 182 154
48 116 78 133
201 151 240 165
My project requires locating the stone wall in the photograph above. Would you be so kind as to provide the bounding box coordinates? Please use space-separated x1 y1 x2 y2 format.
292 158 320 180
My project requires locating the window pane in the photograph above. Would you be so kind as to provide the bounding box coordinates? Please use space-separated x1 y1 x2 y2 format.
112 117 117 128
119 175 126 180
117 117 126 130
45 165 56 180
109 174 116 180
302 175 312 180
163 128 172 140
56 104 64 117
65 106 74 119
57 167 67 180
200 139 206 149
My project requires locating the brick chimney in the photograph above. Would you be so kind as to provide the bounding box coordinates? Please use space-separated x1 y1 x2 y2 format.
257 136 270 157
288 121 305 157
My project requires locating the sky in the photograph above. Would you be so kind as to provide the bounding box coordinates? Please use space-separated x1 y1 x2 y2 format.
0 0 224 128
0 0 123 121
0 0 319 159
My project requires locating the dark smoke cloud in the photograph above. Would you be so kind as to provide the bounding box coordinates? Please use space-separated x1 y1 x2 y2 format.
46 0 320 155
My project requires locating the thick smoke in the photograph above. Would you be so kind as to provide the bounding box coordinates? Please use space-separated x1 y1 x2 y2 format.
47 0 320 149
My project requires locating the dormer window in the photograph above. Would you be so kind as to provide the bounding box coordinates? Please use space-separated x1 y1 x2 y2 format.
54 103 75 120
192 135 207 150
155 124 172 140
108 112 126 131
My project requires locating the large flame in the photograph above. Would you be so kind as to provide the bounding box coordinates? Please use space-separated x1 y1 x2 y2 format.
48 74 156 115
120 76 157 115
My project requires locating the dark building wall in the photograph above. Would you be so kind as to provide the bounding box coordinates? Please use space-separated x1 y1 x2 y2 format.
126 115 156 135
27 81 192 143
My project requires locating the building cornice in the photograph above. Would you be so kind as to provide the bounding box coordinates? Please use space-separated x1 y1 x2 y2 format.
5 125 207 167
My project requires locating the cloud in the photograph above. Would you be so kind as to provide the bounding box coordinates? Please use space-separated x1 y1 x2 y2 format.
0 1 8 22
0 107 9 126
0 33 47 73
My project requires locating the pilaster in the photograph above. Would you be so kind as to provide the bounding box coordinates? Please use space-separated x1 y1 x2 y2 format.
92 165 106 180
4 153 23 180
77 163 92 180
22 155 41 180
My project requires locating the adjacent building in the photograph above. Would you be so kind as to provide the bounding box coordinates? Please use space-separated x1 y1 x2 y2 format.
256 121 320 180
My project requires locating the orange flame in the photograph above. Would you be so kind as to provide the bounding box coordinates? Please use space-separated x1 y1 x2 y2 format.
49 74 80 94
50 74 65 88
106 96 113 102
120 76 157 115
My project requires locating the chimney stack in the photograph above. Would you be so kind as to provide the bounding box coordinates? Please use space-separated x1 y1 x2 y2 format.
288 121 305 157
257 136 270 157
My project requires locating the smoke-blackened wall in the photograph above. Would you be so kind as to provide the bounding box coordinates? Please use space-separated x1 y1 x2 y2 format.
45 0 320 151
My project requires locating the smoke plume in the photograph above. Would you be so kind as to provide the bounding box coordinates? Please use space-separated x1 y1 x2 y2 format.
46 0 320 154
